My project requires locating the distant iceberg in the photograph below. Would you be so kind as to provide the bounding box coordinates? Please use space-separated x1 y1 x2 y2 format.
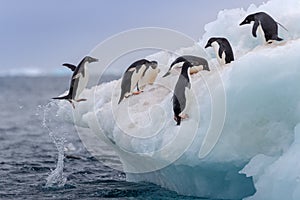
55 0 300 199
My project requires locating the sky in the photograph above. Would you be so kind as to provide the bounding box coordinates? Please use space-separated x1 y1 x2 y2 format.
0 0 266 76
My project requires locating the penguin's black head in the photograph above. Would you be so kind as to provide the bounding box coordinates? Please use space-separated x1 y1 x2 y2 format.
240 14 255 26
150 60 158 69
203 64 210 71
205 37 218 48
84 56 99 63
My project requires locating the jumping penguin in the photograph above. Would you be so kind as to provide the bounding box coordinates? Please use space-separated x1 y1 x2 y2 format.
52 56 98 108
118 59 158 104
205 37 234 65
163 55 209 77
239 12 285 44
173 61 193 126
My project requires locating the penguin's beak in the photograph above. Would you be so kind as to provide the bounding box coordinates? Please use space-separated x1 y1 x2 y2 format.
90 57 99 63
204 43 210 48
239 20 246 26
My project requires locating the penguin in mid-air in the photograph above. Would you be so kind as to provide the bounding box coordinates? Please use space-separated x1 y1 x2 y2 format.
162 55 209 77
173 61 193 126
118 59 158 104
52 56 98 108
239 12 285 44
205 37 234 65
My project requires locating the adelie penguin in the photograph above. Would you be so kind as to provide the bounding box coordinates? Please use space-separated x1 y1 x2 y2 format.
173 61 193 126
52 56 98 108
138 61 160 91
118 59 158 104
205 37 234 65
239 12 286 44
162 55 209 78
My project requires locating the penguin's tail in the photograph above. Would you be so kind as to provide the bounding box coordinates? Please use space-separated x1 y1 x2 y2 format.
52 94 71 100
275 36 283 41
52 94 75 109
118 93 125 104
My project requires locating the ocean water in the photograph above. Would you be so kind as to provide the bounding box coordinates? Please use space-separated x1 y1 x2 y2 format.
0 76 205 200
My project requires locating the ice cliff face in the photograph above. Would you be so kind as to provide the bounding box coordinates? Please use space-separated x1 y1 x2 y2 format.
55 0 300 199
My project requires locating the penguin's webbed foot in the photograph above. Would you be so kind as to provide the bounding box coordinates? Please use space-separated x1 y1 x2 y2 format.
179 113 189 119
76 98 87 102
132 91 143 95
190 71 198 75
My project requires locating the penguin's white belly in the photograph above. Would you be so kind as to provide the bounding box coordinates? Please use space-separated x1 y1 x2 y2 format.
190 65 203 74
139 68 160 89
216 52 225 66
75 68 89 100
257 23 266 42
147 68 160 84
180 87 191 116
221 51 226 65
211 41 225 65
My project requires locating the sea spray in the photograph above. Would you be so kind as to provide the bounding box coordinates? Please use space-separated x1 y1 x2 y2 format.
42 102 67 187
45 132 66 187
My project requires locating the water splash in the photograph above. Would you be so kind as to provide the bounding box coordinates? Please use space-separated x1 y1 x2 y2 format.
46 132 66 187
41 102 67 187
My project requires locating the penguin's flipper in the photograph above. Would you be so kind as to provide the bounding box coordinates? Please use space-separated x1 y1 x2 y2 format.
252 21 259 37
62 63 77 71
118 95 124 104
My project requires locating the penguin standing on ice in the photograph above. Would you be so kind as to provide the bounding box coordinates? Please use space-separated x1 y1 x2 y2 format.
118 59 158 104
205 37 234 65
52 56 98 108
173 61 193 126
162 55 209 77
239 12 284 44
138 61 160 91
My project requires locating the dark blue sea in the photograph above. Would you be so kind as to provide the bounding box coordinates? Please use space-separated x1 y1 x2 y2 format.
0 76 206 200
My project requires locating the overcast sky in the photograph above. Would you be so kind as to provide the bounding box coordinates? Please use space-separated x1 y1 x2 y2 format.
0 0 266 76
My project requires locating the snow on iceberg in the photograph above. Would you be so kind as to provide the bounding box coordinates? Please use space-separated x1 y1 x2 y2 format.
54 0 300 199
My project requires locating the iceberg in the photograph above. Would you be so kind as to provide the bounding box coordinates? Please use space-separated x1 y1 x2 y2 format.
54 0 300 199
